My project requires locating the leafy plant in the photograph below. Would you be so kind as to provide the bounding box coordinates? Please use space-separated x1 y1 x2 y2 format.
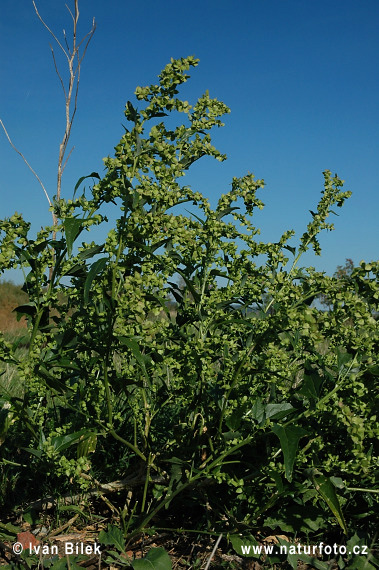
0 56 378 558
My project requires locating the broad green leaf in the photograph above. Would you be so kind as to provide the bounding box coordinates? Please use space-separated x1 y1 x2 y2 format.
58 505 89 516
226 406 245 430
308 469 347 534
51 429 94 453
52 557 83 570
34 365 69 393
336 347 352 373
0 521 20 540
84 257 107 304
50 558 73 569
299 374 323 407
13 303 37 318
64 217 84 257
265 402 295 420
98 524 125 552
346 557 376 570
250 398 265 425
229 534 260 559
132 547 172 570
61 262 86 277
297 554 330 570
272 424 308 481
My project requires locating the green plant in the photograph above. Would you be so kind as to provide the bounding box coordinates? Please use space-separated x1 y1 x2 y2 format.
0 56 378 556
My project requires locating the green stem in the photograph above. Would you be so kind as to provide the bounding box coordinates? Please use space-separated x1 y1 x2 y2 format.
128 434 255 539
103 359 113 426
141 453 152 513
218 344 255 434
109 429 146 462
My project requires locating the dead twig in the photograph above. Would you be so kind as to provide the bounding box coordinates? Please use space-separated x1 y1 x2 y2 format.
204 533 223 570
33 0 96 207
25 473 167 512
0 119 54 219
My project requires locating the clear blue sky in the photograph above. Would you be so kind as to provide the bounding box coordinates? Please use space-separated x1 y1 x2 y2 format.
1 0 378 283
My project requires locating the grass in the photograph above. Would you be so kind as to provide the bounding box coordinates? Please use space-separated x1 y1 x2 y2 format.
0 281 29 397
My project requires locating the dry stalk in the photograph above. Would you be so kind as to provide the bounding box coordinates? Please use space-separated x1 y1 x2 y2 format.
0 119 55 223
32 0 96 209
1 1 95 235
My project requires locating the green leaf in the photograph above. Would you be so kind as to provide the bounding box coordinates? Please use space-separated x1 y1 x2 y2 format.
98 524 125 552
34 365 69 393
0 521 20 540
298 374 323 407
77 432 97 458
336 347 352 373
74 171 100 195
265 402 295 420
346 556 376 570
229 534 260 559
51 429 94 453
77 243 104 260
13 303 37 318
215 206 240 220
307 469 347 534
250 398 265 425
272 424 308 481
64 217 84 258
118 337 151 371
132 547 172 570
50 558 72 569
84 257 108 304
283 245 296 255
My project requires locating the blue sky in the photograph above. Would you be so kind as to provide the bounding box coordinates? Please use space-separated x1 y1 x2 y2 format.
1 0 378 283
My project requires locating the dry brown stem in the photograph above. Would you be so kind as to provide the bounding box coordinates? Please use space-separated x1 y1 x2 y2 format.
0 119 56 225
32 0 96 208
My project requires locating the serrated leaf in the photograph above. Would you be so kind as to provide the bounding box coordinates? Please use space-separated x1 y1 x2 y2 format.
272 424 308 481
0 521 21 540
336 347 352 373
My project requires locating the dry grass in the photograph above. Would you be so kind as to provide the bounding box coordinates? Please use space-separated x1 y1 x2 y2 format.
0 280 28 334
